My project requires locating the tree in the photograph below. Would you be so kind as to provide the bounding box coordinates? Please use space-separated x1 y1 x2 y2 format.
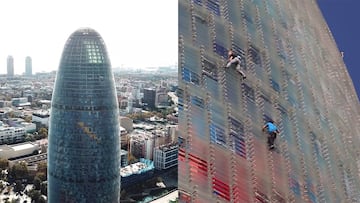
28 189 41 202
35 172 46 182
13 180 23 193
38 128 48 139
24 116 32 122
9 162 28 180
33 176 41 190
0 158 9 170
37 162 47 173
37 162 47 179
40 182 47 196
156 176 163 183
7 111 15 118
120 189 127 200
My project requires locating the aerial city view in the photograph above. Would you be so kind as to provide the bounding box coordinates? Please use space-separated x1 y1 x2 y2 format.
0 30 178 203
1 0 360 203
0 30 178 202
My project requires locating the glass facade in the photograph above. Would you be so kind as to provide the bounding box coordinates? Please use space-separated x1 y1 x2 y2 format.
179 0 360 202
48 28 120 203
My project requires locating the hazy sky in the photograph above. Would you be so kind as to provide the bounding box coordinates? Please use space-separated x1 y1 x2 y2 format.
0 0 177 74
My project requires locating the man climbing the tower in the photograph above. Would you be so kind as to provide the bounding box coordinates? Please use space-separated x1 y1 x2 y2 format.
262 120 279 150
225 50 246 80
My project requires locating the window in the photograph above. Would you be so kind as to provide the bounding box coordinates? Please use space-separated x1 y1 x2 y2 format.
233 44 247 70
270 79 281 92
191 96 205 109
202 57 218 81
182 67 200 86
242 84 255 102
207 0 220 16
213 41 228 59
194 14 211 48
229 117 246 158
210 123 226 146
249 46 261 65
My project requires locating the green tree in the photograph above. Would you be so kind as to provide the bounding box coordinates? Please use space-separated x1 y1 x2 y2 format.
38 128 48 139
37 162 47 180
24 116 32 122
120 189 127 200
14 180 23 193
35 172 46 182
0 158 9 170
33 176 41 190
28 189 42 202
7 111 15 118
156 176 163 183
40 182 47 196
10 162 28 180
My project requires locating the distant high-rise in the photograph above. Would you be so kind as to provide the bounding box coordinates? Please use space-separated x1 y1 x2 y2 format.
179 0 360 202
7 55 14 77
48 28 120 202
143 88 156 109
25 56 32 76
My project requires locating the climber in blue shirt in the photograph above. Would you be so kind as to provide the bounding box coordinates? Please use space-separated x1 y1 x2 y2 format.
262 120 279 150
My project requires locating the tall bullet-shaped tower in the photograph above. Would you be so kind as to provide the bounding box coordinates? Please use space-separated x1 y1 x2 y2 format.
48 28 120 202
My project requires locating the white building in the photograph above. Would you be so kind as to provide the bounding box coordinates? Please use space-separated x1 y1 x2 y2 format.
166 124 178 143
11 97 28 107
0 142 39 160
167 92 178 106
120 126 127 135
20 122 37 133
153 143 178 170
0 125 26 145
120 149 128 167
130 130 155 160
32 110 50 127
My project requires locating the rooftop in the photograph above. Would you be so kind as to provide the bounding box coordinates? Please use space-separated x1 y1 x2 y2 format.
120 159 154 177
12 143 35 151
0 142 38 152
33 110 50 116
158 143 178 152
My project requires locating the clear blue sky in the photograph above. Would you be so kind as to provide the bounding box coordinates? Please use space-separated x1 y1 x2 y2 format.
317 0 360 101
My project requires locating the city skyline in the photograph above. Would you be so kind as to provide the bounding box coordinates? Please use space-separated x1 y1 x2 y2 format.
0 0 177 75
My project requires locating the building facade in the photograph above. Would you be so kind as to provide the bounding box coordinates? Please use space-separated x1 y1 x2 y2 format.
48 28 120 202
153 143 178 170
25 56 32 76
7 55 14 77
32 110 50 128
130 131 155 160
0 142 39 160
178 0 360 202
155 87 170 108
0 125 25 145
142 88 156 109
120 149 128 167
